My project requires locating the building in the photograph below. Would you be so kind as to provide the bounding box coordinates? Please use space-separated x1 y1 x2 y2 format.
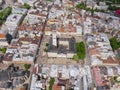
3 37 39 64
2 2 48 64
4 0 17 5
27 8 47 20
31 64 92 90
18 22 43 38
5 14 23 27
83 17 92 35
12 7 28 15
0 33 8 46
30 64 49 90
18 0 37 6
47 33 76 58
86 33 119 66
0 8 27 46
92 66 120 90
45 3 83 36
0 64 30 90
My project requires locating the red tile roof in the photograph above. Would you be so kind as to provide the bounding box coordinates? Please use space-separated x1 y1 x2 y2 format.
53 84 62 90
0 34 6 38
93 67 103 86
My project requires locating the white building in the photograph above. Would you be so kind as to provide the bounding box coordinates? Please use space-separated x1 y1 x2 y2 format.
12 8 28 15
86 33 119 66
4 38 38 64
83 17 92 35
5 0 17 5
18 0 37 6
5 14 23 27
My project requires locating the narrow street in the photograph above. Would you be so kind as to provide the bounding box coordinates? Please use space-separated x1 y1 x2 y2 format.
83 36 91 65
35 4 53 64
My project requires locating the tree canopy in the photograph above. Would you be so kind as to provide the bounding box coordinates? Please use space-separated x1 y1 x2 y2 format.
75 3 86 10
49 78 55 90
24 64 29 70
76 42 86 59
0 47 7 54
0 7 12 25
73 41 86 61
21 3 31 9
73 54 79 61
109 37 120 51
108 5 120 11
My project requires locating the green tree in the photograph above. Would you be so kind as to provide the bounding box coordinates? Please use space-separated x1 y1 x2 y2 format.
0 47 7 53
108 5 120 11
45 43 49 46
109 37 120 51
44 48 47 52
0 20 3 25
73 41 86 60
22 3 31 9
49 78 55 90
24 64 29 70
73 54 79 61
75 3 86 9
0 7 12 25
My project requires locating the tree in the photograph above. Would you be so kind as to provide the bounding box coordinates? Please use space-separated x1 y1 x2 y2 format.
108 5 120 11
24 64 29 70
0 20 3 25
0 47 7 53
75 3 86 9
45 43 49 46
109 37 120 51
49 78 55 90
22 3 31 9
73 54 79 61
0 7 12 26
76 42 86 60
44 48 47 52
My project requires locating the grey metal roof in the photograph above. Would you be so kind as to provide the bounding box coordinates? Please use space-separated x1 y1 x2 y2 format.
0 82 12 88
10 70 26 77
0 71 10 81
47 37 76 54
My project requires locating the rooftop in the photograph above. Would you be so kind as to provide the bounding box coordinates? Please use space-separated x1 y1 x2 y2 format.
5 14 23 26
48 36 76 54
92 66 120 89
12 7 28 14
0 64 30 89
86 33 119 65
